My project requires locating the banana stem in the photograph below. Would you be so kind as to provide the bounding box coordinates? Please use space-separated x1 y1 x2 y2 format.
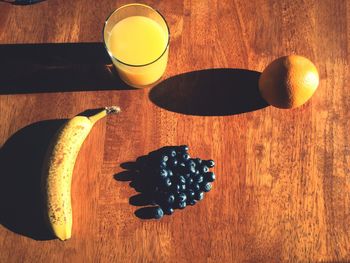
88 106 121 124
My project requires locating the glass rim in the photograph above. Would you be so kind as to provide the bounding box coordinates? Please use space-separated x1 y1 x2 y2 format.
103 3 170 68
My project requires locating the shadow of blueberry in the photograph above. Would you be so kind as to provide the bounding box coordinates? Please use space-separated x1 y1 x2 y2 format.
114 146 216 220
114 156 161 219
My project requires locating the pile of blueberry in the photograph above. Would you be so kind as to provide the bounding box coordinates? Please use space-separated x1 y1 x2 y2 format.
135 145 216 219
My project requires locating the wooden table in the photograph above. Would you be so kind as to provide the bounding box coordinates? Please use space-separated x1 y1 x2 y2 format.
1 1 349 262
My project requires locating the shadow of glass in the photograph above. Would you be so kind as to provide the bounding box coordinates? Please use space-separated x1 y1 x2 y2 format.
0 119 66 240
3 0 46 5
0 42 135 94
149 68 268 116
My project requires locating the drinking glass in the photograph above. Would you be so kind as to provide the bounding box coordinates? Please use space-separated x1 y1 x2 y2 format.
103 4 170 88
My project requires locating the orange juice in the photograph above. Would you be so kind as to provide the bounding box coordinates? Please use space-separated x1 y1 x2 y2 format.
107 15 169 87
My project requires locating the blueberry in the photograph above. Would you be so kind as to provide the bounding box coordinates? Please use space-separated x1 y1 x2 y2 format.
187 199 196 206
202 165 209 173
173 184 181 192
178 145 188 152
186 177 194 185
184 173 191 178
178 192 187 202
182 153 190 160
160 169 168 179
154 207 164 219
178 175 186 184
166 194 175 204
194 158 202 165
204 172 215 182
179 184 186 191
187 189 195 199
178 201 187 209
179 162 186 167
176 145 188 155
163 206 174 215
195 175 204 183
206 160 215 168
192 183 200 191
163 177 172 187
159 161 167 169
187 160 196 168
202 182 212 192
160 154 169 162
189 166 196 174
167 170 173 177
169 150 177 157
194 191 204 201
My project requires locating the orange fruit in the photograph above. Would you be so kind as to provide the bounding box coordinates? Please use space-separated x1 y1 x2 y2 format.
258 55 319 109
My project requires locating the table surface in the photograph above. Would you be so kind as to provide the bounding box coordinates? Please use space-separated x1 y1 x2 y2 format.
0 0 349 262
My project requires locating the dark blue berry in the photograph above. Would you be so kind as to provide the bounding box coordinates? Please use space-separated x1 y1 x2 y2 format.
167 170 173 177
178 175 186 184
187 199 196 206
202 165 209 173
160 154 169 162
154 207 164 219
189 166 196 174
166 194 175 204
180 184 186 191
184 173 191 178
178 201 186 209
163 177 172 187
192 183 200 191
187 189 195 199
159 161 167 169
182 153 190 160
187 160 196 168
204 172 215 182
206 160 215 168
179 162 186 167
195 175 204 183
160 169 168 178
194 191 204 201
173 184 181 192
195 158 202 165
168 158 178 168
163 206 174 215
178 145 189 153
202 182 212 192
186 177 194 185
178 192 187 202
177 164 187 174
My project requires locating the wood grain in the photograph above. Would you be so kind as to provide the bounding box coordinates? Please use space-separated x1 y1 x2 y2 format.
0 0 349 262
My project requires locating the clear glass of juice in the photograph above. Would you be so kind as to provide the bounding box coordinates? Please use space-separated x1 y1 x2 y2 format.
103 3 170 88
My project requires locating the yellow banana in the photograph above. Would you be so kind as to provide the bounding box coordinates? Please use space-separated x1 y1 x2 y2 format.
42 106 121 241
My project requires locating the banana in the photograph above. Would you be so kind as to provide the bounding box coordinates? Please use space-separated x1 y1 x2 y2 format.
42 106 121 241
